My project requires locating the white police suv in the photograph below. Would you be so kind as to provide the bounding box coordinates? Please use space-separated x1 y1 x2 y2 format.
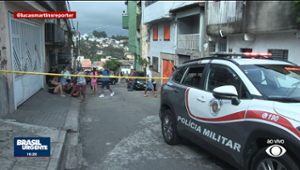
160 52 300 170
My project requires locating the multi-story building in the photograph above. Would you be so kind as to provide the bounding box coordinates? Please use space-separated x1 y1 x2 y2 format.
122 0 141 71
206 1 300 64
44 2 74 72
169 2 207 62
0 1 74 117
141 1 206 88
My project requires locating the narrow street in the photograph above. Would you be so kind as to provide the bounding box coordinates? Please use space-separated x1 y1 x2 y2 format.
79 83 236 170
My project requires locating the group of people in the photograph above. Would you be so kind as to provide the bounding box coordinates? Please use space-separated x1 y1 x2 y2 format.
47 65 115 101
46 64 177 100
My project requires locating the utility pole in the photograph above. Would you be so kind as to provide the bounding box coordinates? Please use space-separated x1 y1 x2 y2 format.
76 21 79 68
78 32 81 56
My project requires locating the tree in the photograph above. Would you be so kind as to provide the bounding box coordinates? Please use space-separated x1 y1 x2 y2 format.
91 54 105 62
104 59 122 71
102 46 124 59
293 1 300 25
122 41 129 47
112 35 129 41
79 39 98 59
92 30 107 38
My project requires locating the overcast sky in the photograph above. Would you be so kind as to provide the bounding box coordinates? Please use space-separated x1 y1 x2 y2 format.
69 1 128 37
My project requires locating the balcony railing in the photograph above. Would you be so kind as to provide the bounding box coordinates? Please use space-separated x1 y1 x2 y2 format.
177 34 199 51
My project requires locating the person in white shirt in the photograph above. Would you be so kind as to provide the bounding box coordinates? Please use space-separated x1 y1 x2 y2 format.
144 65 157 98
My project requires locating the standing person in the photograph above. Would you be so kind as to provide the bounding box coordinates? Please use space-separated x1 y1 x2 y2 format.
99 65 115 98
144 65 157 98
60 65 70 91
172 65 177 73
69 68 74 80
128 69 138 91
125 71 129 83
90 67 98 96
120 71 124 83
76 67 87 101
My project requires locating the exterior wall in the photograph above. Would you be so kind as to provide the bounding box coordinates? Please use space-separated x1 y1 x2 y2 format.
127 1 140 70
142 1 200 24
206 1 297 36
140 11 150 71
227 31 300 65
0 1 46 117
149 20 176 73
245 1 297 33
206 1 244 36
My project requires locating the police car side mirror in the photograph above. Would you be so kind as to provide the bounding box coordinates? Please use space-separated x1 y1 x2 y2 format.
213 85 240 106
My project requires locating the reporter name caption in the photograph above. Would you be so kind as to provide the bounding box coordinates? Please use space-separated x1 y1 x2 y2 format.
14 137 51 157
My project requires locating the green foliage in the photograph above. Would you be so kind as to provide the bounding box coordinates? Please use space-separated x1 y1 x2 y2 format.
293 1 300 25
122 41 129 47
139 58 150 66
104 59 122 71
93 30 107 38
111 35 129 41
91 54 105 62
79 40 98 59
102 46 124 59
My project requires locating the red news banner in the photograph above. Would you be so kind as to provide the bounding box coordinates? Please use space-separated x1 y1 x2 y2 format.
14 12 76 19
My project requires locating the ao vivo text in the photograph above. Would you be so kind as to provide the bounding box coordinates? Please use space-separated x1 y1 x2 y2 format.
14 12 76 19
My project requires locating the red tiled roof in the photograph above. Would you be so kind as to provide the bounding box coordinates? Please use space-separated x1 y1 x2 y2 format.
82 61 91 67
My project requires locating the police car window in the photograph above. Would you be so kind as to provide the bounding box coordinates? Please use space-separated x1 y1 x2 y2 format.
182 65 204 88
173 66 187 83
205 65 251 99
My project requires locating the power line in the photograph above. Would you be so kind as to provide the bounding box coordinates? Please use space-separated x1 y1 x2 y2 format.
67 1 75 30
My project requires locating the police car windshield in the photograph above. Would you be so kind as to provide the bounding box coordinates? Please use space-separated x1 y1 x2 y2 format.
240 64 300 102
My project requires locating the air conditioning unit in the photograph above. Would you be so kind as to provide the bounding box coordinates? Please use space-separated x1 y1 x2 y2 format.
45 23 55 41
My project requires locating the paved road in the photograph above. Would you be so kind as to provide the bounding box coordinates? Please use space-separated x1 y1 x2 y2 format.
79 83 236 170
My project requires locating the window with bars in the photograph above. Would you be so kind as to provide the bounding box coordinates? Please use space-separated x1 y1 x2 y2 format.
268 49 288 61
152 56 159 72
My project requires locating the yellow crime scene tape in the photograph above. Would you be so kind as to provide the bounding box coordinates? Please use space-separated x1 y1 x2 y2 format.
0 70 170 80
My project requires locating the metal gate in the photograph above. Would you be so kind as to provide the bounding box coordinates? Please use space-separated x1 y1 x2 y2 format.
178 55 190 65
9 13 43 108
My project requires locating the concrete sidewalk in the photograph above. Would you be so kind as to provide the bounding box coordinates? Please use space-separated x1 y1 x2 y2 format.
0 88 80 170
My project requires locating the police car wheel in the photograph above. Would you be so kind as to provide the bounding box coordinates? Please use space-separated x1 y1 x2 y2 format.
251 147 300 170
161 109 181 145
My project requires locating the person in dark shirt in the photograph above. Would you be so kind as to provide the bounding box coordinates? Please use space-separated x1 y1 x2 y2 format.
46 67 56 84
128 69 138 91
99 66 115 97
54 65 59 73
172 65 177 73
